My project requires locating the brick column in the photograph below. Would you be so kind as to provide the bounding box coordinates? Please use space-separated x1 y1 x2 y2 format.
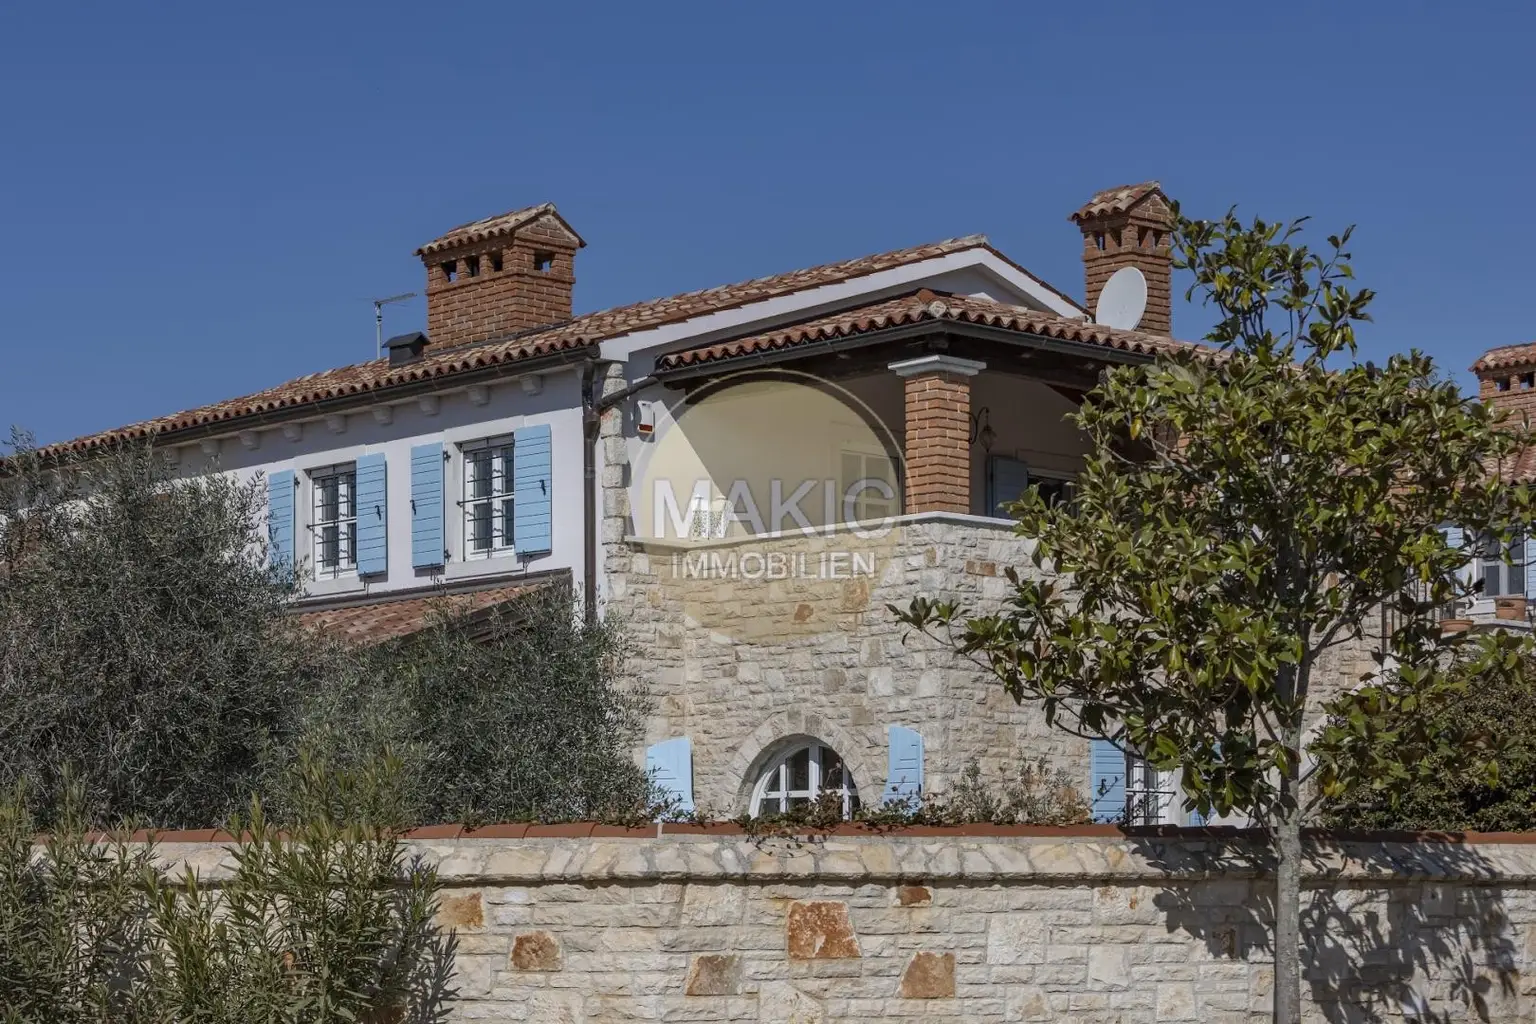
889 355 985 515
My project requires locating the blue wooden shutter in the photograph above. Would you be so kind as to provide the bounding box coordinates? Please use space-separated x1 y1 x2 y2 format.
881 725 924 805
355 453 388 577
1090 738 1127 823
645 737 694 814
1524 534 1536 600
267 470 295 569
410 443 445 568
1441 525 1473 596
987 456 1031 517
512 423 553 556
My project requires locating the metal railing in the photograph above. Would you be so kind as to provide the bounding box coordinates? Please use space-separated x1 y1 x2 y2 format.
1379 580 1462 641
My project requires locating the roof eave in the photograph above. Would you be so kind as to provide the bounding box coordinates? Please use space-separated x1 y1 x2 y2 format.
56 343 602 459
651 318 1155 383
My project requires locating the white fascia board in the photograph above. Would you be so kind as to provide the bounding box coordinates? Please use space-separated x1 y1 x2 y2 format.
597 247 1086 366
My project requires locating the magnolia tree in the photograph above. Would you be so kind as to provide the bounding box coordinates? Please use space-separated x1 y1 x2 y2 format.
898 210 1533 1023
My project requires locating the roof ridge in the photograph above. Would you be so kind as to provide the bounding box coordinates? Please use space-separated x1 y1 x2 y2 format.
581 234 988 317
44 234 997 455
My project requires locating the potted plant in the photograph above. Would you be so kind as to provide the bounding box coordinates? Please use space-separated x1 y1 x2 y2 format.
1495 595 1529 621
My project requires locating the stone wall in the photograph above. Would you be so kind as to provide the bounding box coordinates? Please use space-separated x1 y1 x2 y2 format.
596 361 1392 818
607 511 1091 813
604 498 1386 815
151 828 1536 1022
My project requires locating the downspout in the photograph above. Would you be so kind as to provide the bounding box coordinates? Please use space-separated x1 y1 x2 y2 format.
581 365 659 624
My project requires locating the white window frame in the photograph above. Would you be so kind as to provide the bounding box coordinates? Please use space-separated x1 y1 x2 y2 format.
749 742 860 818
308 462 357 581
1476 532 1525 599
1123 753 1179 826
458 435 516 561
838 447 899 527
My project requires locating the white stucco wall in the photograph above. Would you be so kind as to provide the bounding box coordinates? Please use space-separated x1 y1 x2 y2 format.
166 368 587 602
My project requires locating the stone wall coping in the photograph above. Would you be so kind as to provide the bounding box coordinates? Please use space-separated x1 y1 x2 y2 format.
622 510 1021 551
78 828 1536 889
85 822 1536 845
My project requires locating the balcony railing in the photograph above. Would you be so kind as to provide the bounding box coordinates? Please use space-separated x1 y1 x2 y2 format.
1379 581 1462 641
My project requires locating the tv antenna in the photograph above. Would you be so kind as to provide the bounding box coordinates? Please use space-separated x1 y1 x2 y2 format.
372 292 418 358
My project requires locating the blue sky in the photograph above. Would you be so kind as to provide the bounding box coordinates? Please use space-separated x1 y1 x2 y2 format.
2 1 1531 444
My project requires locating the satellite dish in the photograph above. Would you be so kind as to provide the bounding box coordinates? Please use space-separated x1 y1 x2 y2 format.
1095 266 1147 330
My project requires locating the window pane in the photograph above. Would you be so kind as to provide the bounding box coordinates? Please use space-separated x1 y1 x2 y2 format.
788 795 810 809
468 451 491 500
343 522 356 565
498 448 514 496
339 473 355 518
822 747 845 785
468 503 491 551
840 452 861 487
317 476 338 522
318 524 338 568
788 748 810 791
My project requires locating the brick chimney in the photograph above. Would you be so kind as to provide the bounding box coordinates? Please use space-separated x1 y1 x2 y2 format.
1069 182 1174 335
415 203 585 350
1472 343 1536 422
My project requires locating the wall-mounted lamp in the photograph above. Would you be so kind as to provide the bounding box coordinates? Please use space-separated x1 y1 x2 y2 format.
970 406 994 451
636 400 657 439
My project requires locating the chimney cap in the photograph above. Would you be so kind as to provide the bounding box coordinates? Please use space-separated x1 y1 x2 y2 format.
1472 342 1536 375
1070 181 1167 224
415 202 587 257
385 331 429 367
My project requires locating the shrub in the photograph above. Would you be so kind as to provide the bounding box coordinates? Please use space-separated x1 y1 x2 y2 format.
0 781 157 1024
0 435 660 832
730 755 1092 835
285 586 664 826
0 757 456 1022
1321 655 1536 833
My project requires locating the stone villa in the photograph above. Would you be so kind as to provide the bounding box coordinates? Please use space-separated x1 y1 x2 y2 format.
50 183 1536 826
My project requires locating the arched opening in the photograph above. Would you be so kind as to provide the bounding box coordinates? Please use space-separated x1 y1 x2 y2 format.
749 740 861 818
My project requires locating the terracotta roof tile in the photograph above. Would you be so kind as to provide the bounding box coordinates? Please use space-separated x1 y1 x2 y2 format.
1070 182 1165 222
46 235 993 456
294 581 550 646
414 203 586 255
1472 343 1536 373
656 291 1201 371
45 328 595 455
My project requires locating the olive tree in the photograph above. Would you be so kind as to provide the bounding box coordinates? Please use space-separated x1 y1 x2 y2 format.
0 435 327 829
899 210 1533 1023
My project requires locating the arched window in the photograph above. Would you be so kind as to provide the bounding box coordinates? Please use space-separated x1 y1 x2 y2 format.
750 742 860 818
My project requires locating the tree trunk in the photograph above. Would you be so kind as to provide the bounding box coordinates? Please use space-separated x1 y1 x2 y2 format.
1273 804 1303 1024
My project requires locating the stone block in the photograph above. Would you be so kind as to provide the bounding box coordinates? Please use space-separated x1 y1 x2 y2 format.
987 914 1044 965
897 885 933 907
1156 981 1197 1020
683 883 748 927
685 953 743 996
510 931 562 971
1004 984 1053 1021
786 901 861 960
435 891 485 931
758 980 825 1023
900 951 956 998
1087 944 1131 988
